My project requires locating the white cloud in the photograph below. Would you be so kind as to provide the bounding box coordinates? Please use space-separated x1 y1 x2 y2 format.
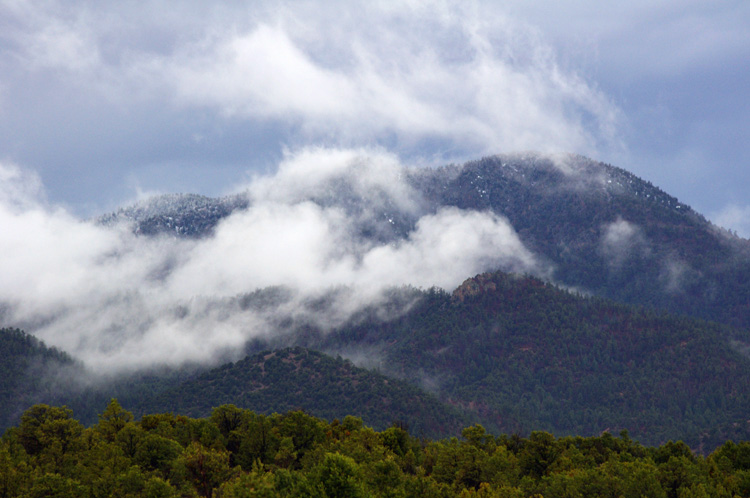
600 218 649 267
155 4 620 155
0 0 622 170
357 207 539 291
0 150 544 372
169 25 357 120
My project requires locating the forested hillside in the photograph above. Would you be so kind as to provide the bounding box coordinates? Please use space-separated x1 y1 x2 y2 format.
4 269 750 450
411 154 750 330
0 328 77 430
310 271 750 449
130 347 472 439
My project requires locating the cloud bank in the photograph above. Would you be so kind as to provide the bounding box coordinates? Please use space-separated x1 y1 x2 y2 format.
0 150 543 372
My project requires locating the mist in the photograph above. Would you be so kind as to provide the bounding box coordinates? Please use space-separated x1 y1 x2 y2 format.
0 149 545 372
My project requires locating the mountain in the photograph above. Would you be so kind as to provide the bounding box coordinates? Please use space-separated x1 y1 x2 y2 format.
8 153 750 451
128 347 471 438
412 154 750 330
98 192 249 237
102 154 750 331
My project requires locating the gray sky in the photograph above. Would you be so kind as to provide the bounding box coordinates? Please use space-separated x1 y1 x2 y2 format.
1 0 749 233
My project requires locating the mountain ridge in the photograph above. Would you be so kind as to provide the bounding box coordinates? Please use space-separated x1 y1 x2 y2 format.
97 153 750 330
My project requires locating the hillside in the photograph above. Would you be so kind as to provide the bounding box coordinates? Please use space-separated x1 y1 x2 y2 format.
98 193 249 237
129 347 472 439
4 270 750 450
413 154 750 330
0 328 78 429
309 271 750 448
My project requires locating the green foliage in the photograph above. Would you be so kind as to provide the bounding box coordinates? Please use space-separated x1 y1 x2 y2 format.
97 398 134 441
180 442 234 498
3 401 750 498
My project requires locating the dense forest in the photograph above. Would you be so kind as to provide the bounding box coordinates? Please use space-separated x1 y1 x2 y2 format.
129 347 472 439
310 271 750 449
3 401 750 497
0 328 78 430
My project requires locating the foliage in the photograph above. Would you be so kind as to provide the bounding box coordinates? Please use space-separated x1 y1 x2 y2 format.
4 402 750 497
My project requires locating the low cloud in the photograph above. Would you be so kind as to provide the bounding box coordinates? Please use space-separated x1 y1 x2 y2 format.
600 218 649 267
0 150 544 372
659 257 691 294
711 204 750 239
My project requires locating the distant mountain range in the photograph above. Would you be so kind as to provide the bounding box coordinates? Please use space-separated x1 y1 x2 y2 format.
4 153 750 452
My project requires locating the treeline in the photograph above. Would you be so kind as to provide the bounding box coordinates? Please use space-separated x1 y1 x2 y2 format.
3 401 750 497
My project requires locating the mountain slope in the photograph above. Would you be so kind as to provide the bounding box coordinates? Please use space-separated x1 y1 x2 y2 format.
130 347 472 438
311 271 750 448
0 327 78 430
411 154 750 329
98 193 249 237
4 269 750 450
105 154 750 330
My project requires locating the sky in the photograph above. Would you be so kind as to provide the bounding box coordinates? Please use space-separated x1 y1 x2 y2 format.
0 0 748 231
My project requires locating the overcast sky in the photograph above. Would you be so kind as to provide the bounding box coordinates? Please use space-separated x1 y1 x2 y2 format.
1 0 749 233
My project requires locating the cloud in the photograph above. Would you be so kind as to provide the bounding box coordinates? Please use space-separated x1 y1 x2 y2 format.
711 204 750 239
0 1 622 216
600 218 649 267
0 150 544 372
0 162 46 210
157 4 620 156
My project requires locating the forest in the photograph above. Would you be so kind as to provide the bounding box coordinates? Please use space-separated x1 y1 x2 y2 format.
3 400 750 498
